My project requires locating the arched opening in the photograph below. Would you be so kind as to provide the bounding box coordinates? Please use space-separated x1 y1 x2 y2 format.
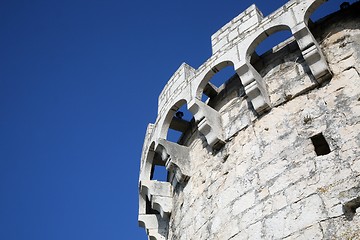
200 62 244 111
251 31 293 57
147 144 168 182
249 29 294 76
307 0 358 25
163 101 195 146
139 147 168 232
207 65 236 88
307 0 359 42
141 143 169 183
248 26 315 106
304 0 359 81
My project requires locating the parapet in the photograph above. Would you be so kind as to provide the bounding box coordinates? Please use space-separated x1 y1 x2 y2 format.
158 63 195 117
211 4 264 54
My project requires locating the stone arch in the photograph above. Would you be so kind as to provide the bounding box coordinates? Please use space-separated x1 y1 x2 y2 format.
196 60 237 101
159 99 187 139
139 140 169 184
140 142 156 181
158 99 194 145
150 143 168 182
304 0 358 36
304 0 330 24
138 141 170 239
246 24 292 61
291 0 332 83
236 25 294 114
245 25 317 106
190 59 250 147
143 142 168 183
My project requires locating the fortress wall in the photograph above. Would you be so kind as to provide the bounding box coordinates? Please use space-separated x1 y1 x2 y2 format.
138 2 360 239
168 17 360 239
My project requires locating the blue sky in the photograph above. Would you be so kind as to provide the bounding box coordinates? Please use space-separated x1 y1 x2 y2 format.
0 0 347 239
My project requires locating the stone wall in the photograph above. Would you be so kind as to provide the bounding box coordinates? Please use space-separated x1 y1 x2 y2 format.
139 2 360 239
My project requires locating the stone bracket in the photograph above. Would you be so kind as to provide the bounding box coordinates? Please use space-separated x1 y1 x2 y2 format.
138 214 169 240
293 23 332 83
151 196 172 218
140 180 173 218
157 139 191 182
236 63 271 115
188 99 225 150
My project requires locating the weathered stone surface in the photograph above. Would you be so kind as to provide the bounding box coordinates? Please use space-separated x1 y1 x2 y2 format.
139 2 360 239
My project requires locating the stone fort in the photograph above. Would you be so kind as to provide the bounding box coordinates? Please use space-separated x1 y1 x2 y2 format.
138 0 360 239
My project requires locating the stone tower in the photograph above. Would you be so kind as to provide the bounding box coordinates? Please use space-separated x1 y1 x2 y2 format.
138 0 360 239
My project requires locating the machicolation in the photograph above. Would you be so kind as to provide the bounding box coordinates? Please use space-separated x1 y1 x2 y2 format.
138 0 360 239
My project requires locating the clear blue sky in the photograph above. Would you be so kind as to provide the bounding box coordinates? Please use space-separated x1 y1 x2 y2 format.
0 0 347 239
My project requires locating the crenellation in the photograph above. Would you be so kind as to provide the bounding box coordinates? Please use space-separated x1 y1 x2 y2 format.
158 63 195 116
139 1 360 239
211 5 260 41
211 5 263 54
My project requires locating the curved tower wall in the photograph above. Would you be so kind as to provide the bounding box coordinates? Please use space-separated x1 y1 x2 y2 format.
138 1 360 239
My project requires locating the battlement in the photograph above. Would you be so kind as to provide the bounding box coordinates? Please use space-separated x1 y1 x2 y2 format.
158 63 195 116
211 4 263 53
139 1 360 239
154 0 331 147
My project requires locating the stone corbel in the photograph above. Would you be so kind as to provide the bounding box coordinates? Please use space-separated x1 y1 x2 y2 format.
138 214 169 240
236 63 271 115
292 22 332 83
151 196 172 218
188 99 225 150
157 139 191 182
140 180 173 218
